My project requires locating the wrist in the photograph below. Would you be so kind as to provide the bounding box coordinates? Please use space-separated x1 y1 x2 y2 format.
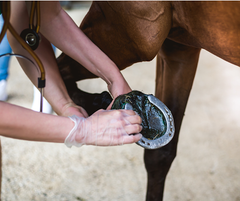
59 101 88 117
108 76 132 99
64 115 86 148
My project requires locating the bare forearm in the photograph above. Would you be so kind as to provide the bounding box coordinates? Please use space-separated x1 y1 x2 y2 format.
0 102 73 142
39 2 131 98
9 35 72 115
8 1 84 117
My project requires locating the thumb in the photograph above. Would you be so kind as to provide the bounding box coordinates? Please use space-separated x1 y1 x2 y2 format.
106 99 114 110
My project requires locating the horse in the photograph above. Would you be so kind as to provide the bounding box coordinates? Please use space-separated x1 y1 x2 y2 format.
57 1 240 200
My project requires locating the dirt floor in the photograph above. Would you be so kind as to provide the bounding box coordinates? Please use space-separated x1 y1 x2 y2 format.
1 3 240 201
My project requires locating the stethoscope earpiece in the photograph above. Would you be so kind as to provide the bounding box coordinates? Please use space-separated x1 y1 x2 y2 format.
20 28 40 51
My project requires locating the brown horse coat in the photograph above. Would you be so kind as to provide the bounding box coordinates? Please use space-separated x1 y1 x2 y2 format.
57 2 240 200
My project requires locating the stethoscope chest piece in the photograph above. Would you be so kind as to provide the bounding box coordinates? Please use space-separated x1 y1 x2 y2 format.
111 90 175 149
20 28 40 51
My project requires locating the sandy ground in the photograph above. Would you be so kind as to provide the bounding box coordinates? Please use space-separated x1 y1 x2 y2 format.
1 3 240 201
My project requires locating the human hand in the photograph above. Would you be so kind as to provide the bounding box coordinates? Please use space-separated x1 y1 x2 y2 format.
107 78 132 110
64 109 142 147
60 102 88 118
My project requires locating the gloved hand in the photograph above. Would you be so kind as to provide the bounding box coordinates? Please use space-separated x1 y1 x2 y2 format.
64 109 142 147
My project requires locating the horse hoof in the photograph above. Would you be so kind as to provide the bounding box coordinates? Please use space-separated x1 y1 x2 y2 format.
111 90 175 149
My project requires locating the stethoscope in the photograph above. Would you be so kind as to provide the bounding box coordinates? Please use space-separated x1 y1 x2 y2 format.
0 1 45 112
20 1 41 51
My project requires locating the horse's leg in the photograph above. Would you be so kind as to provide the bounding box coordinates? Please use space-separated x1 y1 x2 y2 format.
57 54 112 115
144 39 201 201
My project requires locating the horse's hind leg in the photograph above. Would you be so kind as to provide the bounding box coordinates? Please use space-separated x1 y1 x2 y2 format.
144 39 201 201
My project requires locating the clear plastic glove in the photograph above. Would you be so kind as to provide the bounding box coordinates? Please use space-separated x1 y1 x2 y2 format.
64 109 142 147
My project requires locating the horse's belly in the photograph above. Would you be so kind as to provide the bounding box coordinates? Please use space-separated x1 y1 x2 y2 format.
170 1 240 66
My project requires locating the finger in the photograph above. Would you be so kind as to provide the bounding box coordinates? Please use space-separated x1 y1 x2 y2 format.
79 107 89 118
120 109 137 116
123 115 142 125
107 127 140 146
122 134 142 144
124 124 142 134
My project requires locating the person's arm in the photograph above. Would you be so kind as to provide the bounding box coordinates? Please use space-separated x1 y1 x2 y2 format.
0 101 72 142
38 2 132 99
8 1 87 117
0 101 142 146
3 2 143 146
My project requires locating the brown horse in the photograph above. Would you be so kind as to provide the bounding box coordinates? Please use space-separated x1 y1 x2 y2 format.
57 2 240 201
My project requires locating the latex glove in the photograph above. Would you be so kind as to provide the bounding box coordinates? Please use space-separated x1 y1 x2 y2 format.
64 109 142 147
